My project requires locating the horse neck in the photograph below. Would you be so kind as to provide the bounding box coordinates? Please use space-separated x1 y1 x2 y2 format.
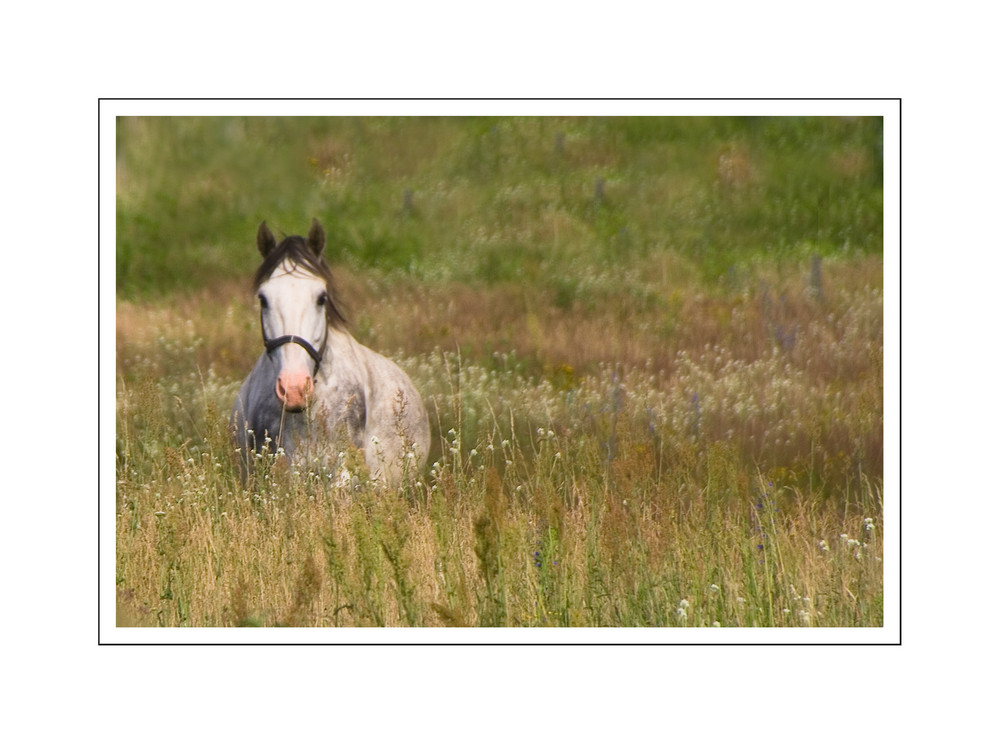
318 325 367 386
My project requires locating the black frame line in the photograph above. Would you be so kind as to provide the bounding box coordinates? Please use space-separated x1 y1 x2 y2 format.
100 98 900 646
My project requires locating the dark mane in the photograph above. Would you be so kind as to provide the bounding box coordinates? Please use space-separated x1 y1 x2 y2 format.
252 235 348 329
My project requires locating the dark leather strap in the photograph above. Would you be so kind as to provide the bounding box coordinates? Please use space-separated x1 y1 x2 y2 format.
264 334 323 365
260 305 326 374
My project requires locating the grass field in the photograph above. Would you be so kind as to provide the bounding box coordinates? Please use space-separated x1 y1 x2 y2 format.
115 116 884 628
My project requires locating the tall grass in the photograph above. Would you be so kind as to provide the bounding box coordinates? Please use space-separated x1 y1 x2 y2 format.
116 345 882 627
116 275 883 627
115 116 883 627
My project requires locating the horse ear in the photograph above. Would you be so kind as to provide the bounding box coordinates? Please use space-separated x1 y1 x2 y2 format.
307 218 325 256
257 221 277 258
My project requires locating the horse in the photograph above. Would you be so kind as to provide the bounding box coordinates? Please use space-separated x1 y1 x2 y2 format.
231 218 430 487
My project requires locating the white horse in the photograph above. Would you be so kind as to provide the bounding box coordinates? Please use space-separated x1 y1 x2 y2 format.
231 219 430 487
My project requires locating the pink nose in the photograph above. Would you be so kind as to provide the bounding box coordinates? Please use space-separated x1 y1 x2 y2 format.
276 373 314 410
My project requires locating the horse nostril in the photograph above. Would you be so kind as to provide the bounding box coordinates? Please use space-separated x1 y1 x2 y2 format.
275 375 313 408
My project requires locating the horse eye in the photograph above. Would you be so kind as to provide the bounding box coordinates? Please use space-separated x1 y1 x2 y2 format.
258 293 268 309
317 292 328 307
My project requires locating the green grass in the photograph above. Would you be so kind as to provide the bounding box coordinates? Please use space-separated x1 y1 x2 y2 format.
115 116 884 627
117 116 882 295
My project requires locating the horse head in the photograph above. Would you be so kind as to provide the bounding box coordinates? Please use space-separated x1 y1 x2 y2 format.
253 219 344 411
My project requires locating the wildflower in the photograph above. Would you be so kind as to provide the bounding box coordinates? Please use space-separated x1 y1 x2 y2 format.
676 606 688 622
712 621 721 627
864 517 875 533
819 540 829 552
469 448 477 458
709 584 720 594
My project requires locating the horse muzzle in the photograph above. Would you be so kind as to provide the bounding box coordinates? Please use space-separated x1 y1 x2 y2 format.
276 372 314 411
263 334 324 411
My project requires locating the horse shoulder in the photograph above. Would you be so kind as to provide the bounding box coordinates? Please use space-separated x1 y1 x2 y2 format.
314 335 369 447
354 342 429 446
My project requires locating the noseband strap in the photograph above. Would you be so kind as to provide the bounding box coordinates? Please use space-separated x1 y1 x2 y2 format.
263 333 325 374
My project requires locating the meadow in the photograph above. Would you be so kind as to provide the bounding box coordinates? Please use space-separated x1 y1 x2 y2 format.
115 116 884 628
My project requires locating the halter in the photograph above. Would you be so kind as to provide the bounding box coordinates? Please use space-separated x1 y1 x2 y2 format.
261 311 327 377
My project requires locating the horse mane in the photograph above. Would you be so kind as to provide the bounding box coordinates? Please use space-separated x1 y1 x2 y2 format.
251 234 349 330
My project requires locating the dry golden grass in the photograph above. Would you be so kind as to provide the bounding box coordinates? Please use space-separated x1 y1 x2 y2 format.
116 429 882 627
116 251 882 627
